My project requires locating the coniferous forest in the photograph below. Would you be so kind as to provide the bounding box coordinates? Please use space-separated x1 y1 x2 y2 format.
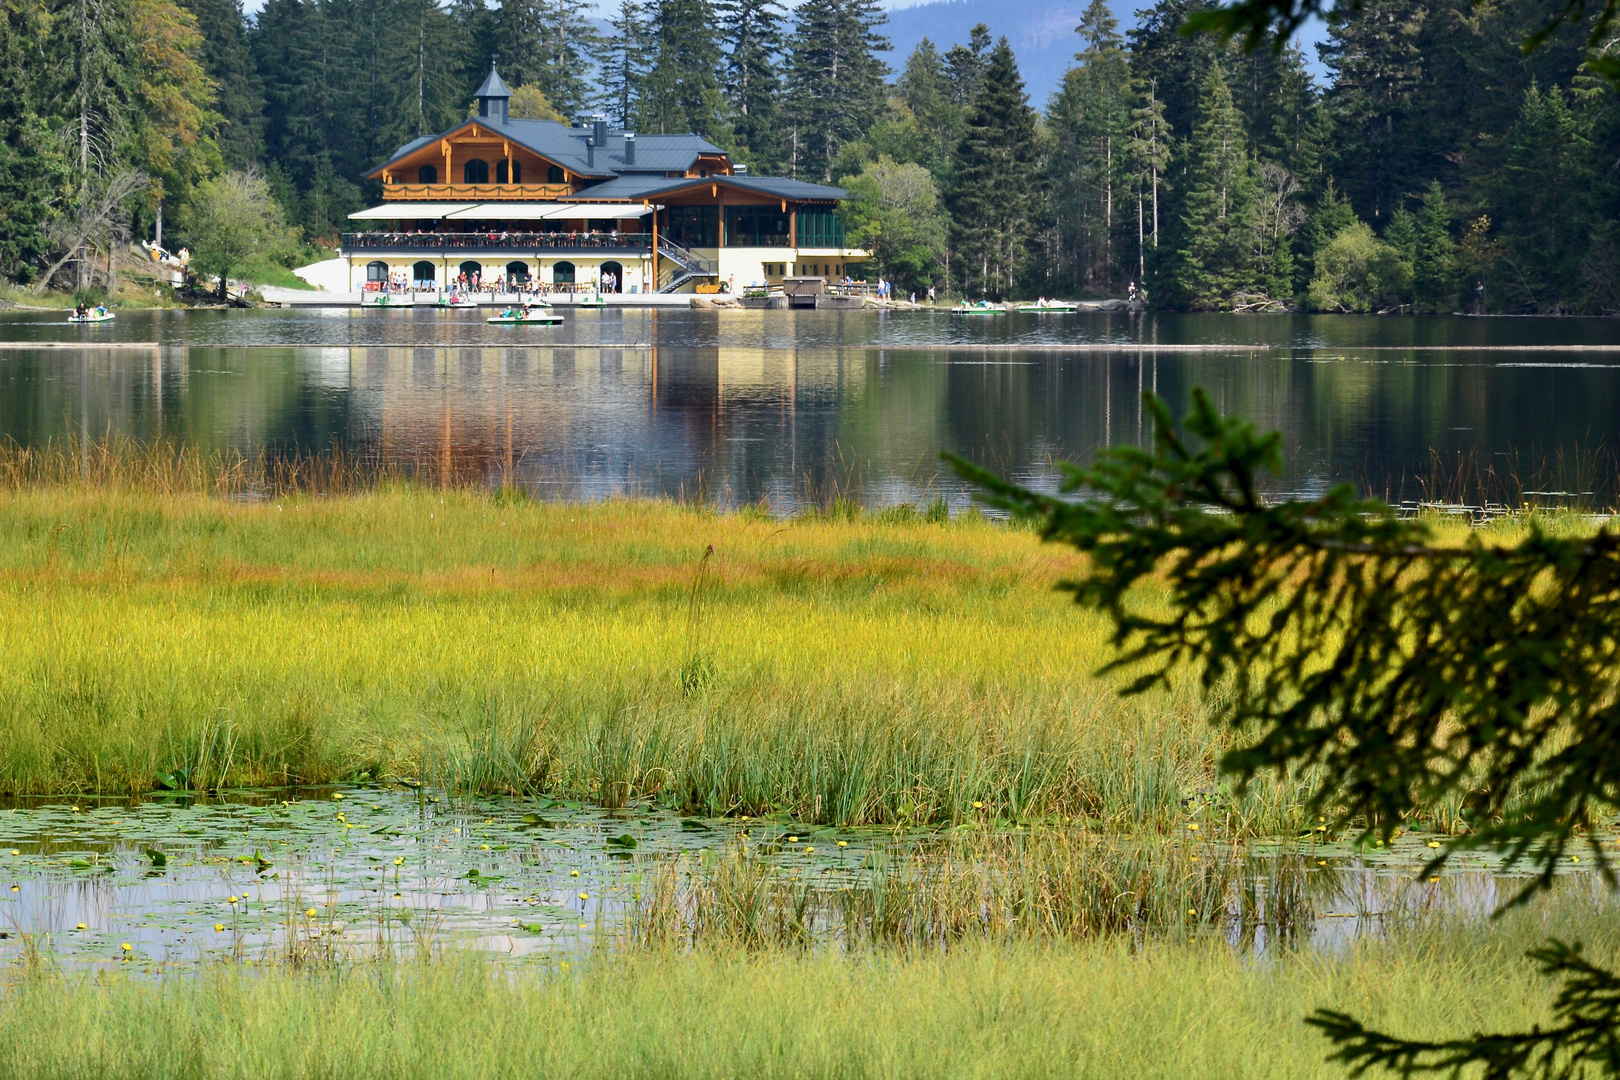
3 0 1619 311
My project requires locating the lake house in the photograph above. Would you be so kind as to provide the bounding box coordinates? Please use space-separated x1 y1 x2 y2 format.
340 66 868 294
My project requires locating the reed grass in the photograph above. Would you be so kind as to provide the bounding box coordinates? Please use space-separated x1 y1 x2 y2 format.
0 444 1598 829
0 889 1614 1080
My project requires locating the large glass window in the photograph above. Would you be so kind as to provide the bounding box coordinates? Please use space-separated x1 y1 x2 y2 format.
723 206 790 247
417 165 437 184
495 161 522 184
506 261 531 283
412 262 436 287
548 165 564 184
463 159 489 184
797 211 845 248
551 261 575 284
366 261 389 282
665 206 718 247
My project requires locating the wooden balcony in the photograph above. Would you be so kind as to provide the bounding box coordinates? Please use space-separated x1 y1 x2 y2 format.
381 183 575 202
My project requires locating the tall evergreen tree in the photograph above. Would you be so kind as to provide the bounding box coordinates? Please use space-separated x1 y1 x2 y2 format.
717 0 785 170
1165 63 1258 308
641 0 726 137
534 0 603 118
785 0 890 180
897 37 961 184
0 0 69 281
947 36 1038 298
1321 0 1426 223
598 0 651 128
1490 81 1591 311
175 0 261 167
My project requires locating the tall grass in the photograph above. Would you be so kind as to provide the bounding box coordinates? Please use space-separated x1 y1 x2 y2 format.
0 890 1614 1080
0 456 1591 828
0 482 1262 830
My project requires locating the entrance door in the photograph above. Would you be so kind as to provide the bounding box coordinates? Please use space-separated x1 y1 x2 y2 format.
412 261 436 288
599 261 622 293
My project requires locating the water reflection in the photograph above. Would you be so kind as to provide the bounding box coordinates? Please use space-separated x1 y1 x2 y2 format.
3 309 1620 507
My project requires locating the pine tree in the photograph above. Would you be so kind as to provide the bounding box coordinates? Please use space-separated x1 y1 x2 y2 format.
1046 0 1132 295
490 0 543 89
1491 82 1590 311
718 0 784 170
0 0 69 282
896 38 956 180
785 0 890 180
942 22 989 106
1165 63 1258 308
641 0 726 138
1412 179 1456 309
598 0 651 128
175 0 262 167
947 36 1038 299
1125 77 1171 290
534 0 603 118
1321 0 1426 223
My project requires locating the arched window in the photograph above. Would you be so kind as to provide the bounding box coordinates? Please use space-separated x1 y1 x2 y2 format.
366 261 389 282
495 161 523 184
459 261 482 281
418 164 437 184
547 165 564 184
599 261 623 293
506 261 531 283
412 261 436 287
463 159 489 184
551 261 575 284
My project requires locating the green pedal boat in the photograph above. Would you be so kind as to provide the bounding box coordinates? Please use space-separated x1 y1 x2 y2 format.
487 308 563 325
1016 301 1078 313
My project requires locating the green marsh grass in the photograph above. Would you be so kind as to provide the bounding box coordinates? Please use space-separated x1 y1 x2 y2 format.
1 890 1616 1080
0 447 1591 831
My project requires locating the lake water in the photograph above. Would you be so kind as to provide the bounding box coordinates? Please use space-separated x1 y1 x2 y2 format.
3 308 1620 508
0 788 1592 971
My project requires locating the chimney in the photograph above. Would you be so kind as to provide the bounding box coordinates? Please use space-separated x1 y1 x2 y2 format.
592 116 608 148
587 138 595 169
623 132 636 166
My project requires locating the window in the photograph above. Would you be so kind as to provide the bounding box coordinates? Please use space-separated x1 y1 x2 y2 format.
723 206 790 247
506 261 530 283
551 261 575 284
418 165 437 184
797 212 844 248
665 206 718 247
495 161 523 184
366 261 389 282
412 262 436 287
548 165 564 184
459 261 482 280
463 159 489 184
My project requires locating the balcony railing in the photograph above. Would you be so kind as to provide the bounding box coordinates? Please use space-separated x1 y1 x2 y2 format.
380 183 574 201
342 231 653 252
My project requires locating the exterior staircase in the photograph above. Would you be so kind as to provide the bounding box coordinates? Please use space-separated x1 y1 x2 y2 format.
656 237 717 293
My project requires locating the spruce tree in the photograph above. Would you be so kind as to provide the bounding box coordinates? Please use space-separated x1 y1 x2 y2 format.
897 38 961 185
1412 179 1456 309
1491 82 1590 311
947 36 1038 299
534 0 604 119
717 0 785 171
598 0 652 128
175 0 262 167
1165 63 1259 308
785 0 890 180
641 0 727 138
0 0 68 281
942 23 989 106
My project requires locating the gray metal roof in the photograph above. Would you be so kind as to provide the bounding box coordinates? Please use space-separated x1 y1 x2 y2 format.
569 174 847 203
373 118 738 182
473 66 511 100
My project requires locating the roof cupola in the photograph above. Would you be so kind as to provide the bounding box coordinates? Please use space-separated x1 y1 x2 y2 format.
474 63 511 124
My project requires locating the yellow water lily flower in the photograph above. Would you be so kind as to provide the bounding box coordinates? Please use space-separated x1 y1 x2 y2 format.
120 943 132 952
306 908 317 918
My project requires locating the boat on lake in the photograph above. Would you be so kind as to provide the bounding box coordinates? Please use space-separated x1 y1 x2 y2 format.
438 293 479 308
487 306 563 325
362 293 413 307
573 293 607 309
952 301 1003 315
68 308 114 324
1017 300 1078 313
